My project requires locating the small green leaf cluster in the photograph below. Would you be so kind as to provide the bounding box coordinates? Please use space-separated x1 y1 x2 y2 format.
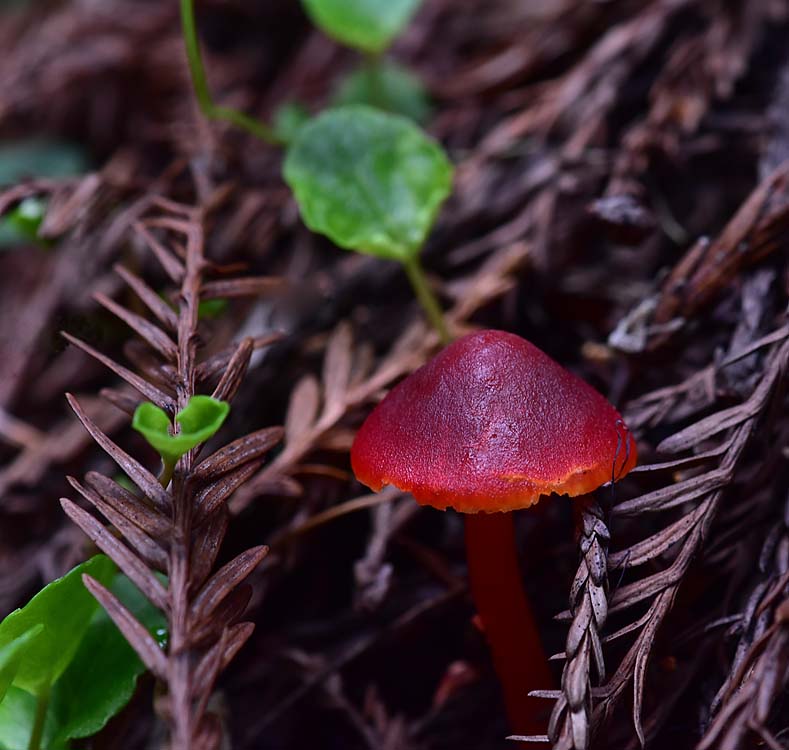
132 395 230 467
181 0 455 297
280 1 454 337
0 556 166 750
273 2 453 300
298 0 430 123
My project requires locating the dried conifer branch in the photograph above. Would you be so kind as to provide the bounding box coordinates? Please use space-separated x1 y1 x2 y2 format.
697 487 789 749
61 203 283 749
585 335 789 745
548 498 611 750
698 602 789 750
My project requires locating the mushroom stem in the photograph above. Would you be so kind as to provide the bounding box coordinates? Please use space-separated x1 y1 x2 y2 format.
464 511 555 739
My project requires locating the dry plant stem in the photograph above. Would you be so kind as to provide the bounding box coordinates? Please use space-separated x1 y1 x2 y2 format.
464 512 554 740
549 495 609 750
168 222 202 748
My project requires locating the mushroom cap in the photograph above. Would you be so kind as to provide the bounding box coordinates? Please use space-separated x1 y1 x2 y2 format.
351 330 637 513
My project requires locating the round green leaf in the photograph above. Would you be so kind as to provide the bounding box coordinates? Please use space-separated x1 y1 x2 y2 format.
301 0 421 53
333 61 431 123
132 396 230 465
283 105 453 262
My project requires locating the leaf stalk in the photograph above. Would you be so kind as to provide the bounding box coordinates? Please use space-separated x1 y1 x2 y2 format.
402 256 450 344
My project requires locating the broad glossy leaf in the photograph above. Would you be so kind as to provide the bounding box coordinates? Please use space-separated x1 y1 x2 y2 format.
50 575 167 741
0 556 115 694
0 686 66 750
284 105 453 261
333 61 430 123
0 628 42 704
301 0 421 53
132 395 230 464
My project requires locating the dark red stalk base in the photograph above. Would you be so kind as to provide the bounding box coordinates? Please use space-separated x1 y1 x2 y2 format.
464 511 555 742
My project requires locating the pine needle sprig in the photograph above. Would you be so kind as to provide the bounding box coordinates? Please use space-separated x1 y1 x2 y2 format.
61 202 283 749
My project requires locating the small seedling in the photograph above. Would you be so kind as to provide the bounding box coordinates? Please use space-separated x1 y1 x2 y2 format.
180 3 453 338
284 104 453 340
0 556 165 750
132 395 230 486
180 4 452 338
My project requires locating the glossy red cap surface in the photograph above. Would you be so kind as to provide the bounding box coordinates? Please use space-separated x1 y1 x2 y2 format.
351 330 637 513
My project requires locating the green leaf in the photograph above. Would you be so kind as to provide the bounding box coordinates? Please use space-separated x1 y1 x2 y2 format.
272 102 311 145
0 565 168 748
0 140 88 187
0 627 43 705
197 297 229 320
50 576 167 741
333 61 430 123
301 0 421 53
283 105 453 262
0 197 47 249
0 556 115 694
0 687 67 750
132 395 230 465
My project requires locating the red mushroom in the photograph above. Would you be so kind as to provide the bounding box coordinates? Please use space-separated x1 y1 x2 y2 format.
351 330 637 738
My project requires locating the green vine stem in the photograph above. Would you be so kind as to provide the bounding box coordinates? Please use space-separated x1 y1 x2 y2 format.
179 0 282 145
403 256 450 344
363 52 385 110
